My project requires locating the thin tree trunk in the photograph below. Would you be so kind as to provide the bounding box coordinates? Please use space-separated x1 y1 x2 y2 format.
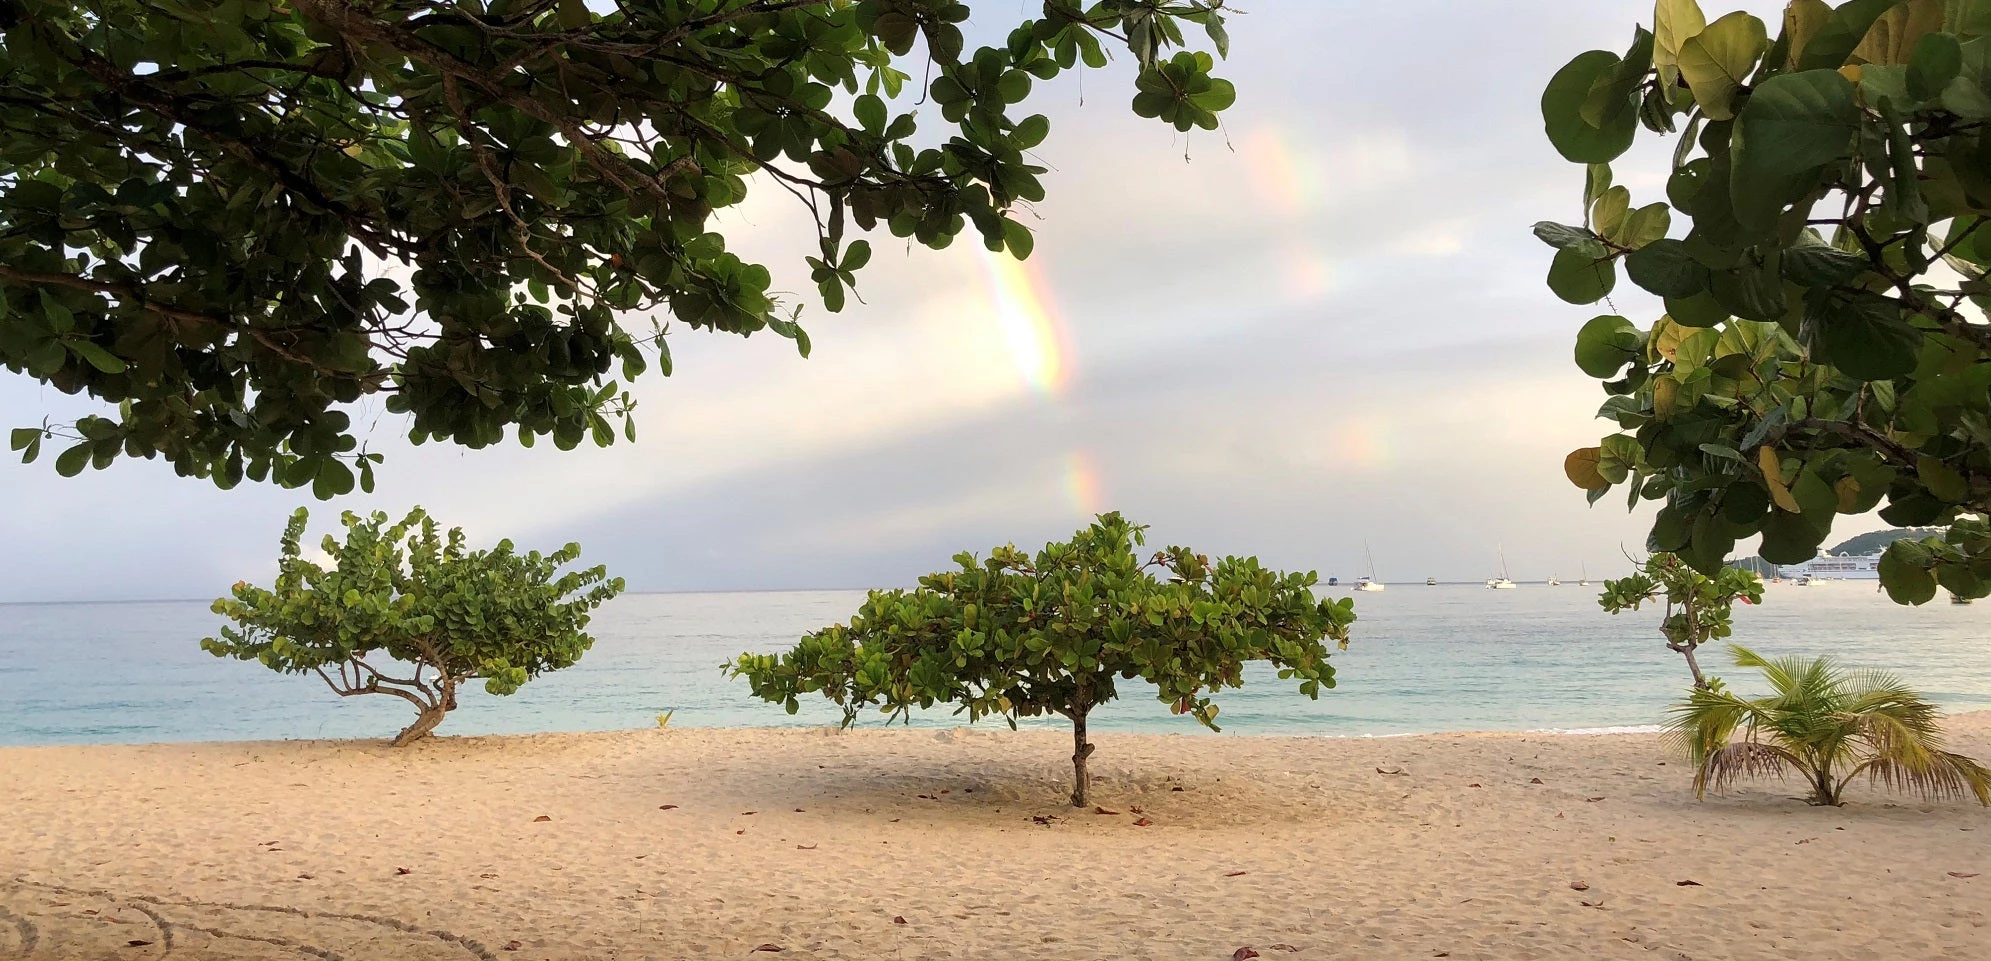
1069 709 1095 808
1681 642 1708 690
392 706 446 747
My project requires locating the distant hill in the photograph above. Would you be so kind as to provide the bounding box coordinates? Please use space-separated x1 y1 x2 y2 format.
1827 528 1943 556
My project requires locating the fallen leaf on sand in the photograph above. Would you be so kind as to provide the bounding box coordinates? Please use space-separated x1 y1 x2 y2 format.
659 805 679 810
1569 881 1589 891
796 844 817 850
1130 806 1144 814
1581 900 1606 908
1467 783 1482 789
1529 778 1544 784
1032 816 1057 825
1133 817 1154 827
1675 880 1702 886
1224 871 1247 878
480 873 499 878
741 811 757 816
794 808 805 813
505 941 523 951
735 830 745 836
1268 947 1300 954
1376 767 1406 775
751 944 785 953
126 940 152 947
1093 807 1119 815
1949 872 1980 879
533 815 551 822
917 795 935 800
1171 786 1184 792
892 916 908 925
1586 797 1606 802
297 873 315 880
395 867 412 875
1232 949 1260 961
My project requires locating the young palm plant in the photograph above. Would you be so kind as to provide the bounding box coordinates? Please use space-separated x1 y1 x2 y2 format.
1669 645 1991 808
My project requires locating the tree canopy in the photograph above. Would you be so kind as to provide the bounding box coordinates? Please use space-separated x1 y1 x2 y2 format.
1540 0 1991 604
728 513 1356 807
0 0 1235 496
203 506 624 744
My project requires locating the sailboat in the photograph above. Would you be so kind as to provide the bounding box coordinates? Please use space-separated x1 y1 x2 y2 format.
1547 572 1562 587
1486 546 1518 590
1579 564 1590 588
1355 542 1387 592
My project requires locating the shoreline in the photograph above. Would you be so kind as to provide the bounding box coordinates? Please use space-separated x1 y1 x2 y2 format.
7 709 1988 751
6 718 1989 959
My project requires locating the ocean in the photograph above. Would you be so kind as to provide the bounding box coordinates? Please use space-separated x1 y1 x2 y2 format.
2 582 1987 746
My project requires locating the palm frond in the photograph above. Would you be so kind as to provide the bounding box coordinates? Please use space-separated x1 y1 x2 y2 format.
1842 751 1991 806
1695 740 1802 799
1664 684 1761 765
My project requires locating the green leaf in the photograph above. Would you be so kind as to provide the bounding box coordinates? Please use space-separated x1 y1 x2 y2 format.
1543 51 1640 164
1548 249 1617 305
54 443 91 478
1626 238 1710 297
1909 31 1964 100
1533 222 1607 259
1879 542 1940 605
1574 315 1642 378
1676 12 1769 121
67 341 127 374
1806 289 1920 380
1732 68 1859 178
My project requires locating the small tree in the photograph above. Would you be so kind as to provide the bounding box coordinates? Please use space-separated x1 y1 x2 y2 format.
728 513 1355 807
1598 553 1763 689
1671 644 1991 807
204 507 623 745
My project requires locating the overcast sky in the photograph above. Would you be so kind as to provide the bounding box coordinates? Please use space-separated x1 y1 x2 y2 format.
2 0 1849 602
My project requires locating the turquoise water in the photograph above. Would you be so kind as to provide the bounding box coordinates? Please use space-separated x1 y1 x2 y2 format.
1 583 1987 746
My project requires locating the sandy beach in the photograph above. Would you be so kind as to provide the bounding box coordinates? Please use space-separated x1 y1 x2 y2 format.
3 716 1987 961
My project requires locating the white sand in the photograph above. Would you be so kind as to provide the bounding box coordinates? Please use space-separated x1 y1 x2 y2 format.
4 715 1988 960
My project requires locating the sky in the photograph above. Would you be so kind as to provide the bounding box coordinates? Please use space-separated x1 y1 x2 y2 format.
1 0 1858 603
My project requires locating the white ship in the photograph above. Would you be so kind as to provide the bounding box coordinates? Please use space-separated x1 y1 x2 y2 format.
1776 550 1882 581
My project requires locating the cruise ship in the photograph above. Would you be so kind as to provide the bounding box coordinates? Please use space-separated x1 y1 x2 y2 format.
1775 550 1882 580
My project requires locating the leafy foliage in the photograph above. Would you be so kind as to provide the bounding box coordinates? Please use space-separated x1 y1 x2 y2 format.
1669 643 1991 806
1599 552 1763 688
1539 0 1991 602
728 513 1355 806
203 506 623 745
0 0 1235 494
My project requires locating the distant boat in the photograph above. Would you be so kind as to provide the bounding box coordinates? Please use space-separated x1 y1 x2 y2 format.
1426 577 1438 586
1328 576 1339 586
1793 574 1814 587
1547 572 1562 587
1486 546 1518 590
1355 542 1387 592
1579 564 1590 587
1951 592 1974 605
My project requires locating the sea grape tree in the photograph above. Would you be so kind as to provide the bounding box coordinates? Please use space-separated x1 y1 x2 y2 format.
1 0 1236 495
1539 0 1991 603
204 507 623 745
728 513 1355 807
1598 552 1764 688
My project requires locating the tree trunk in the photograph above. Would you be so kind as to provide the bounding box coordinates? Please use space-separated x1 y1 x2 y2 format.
393 705 446 747
1069 709 1095 808
1681 643 1709 690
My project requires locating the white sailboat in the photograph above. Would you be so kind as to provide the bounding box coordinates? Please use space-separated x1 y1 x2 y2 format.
1486 546 1518 590
1547 572 1562 587
1579 564 1590 587
1355 542 1386 592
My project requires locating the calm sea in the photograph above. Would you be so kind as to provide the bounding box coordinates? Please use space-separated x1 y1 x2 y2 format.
2 582 1986 746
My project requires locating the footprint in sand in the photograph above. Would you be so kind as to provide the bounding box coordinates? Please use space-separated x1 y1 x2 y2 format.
0 879 495 960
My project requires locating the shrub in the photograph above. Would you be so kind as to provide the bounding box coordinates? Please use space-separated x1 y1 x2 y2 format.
729 513 1355 806
203 507 623 745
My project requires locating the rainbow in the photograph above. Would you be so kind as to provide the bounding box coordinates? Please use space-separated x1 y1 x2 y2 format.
1062 449 1105 518
977 249 1072 397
